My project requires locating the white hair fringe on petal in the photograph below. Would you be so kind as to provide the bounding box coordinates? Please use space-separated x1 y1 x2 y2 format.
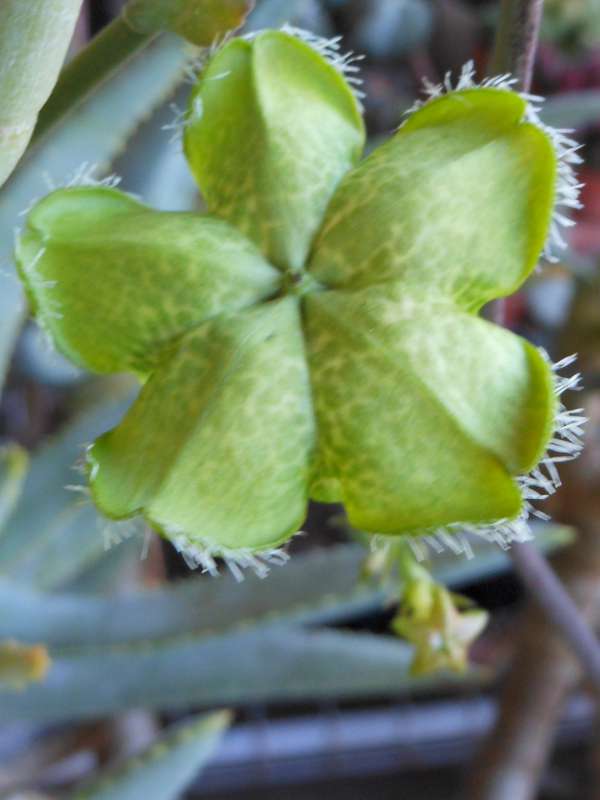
17 161 122 229
404 60 584 263
243 25 365 106
372 354 585 563
279 25 365 103
166 526 295 581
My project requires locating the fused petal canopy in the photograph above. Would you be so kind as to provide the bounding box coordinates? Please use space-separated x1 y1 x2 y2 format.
16 30 579 568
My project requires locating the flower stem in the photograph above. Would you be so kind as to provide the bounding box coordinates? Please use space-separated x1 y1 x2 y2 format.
469 519 600 800
397 541 433 585
491 0 545 90
486 0 544 325
510 540 600 689
489 0 600 693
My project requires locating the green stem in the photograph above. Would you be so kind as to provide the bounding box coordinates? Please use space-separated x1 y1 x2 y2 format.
32 16 156 146
397 542 432 585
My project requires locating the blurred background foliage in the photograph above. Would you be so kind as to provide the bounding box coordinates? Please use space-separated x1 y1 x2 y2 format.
1 1 600 799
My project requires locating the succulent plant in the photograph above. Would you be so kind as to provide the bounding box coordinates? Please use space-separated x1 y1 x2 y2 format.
0 2 593 793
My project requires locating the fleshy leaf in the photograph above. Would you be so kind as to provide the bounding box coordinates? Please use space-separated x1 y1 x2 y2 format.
72 711 231 800
16 187 279 375
89 298 314 554
0 0 83 186
123 0 254 45
305 285 555 533
309 88 556 310
0 445 28 535
184 30 365 271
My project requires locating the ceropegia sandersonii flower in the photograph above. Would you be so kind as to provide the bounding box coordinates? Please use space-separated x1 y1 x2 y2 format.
15 31 584 575
393 575 489 675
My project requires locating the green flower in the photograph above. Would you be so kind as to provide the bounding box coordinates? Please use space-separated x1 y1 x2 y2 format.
366 539 488 674
15 32 584 572
393 578 488 676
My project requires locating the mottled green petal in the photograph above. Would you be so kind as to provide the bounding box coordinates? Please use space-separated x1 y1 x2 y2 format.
89 298 314 553
305 285 555 534
16 187 279 374
184 30 365 271
310 89 556 309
